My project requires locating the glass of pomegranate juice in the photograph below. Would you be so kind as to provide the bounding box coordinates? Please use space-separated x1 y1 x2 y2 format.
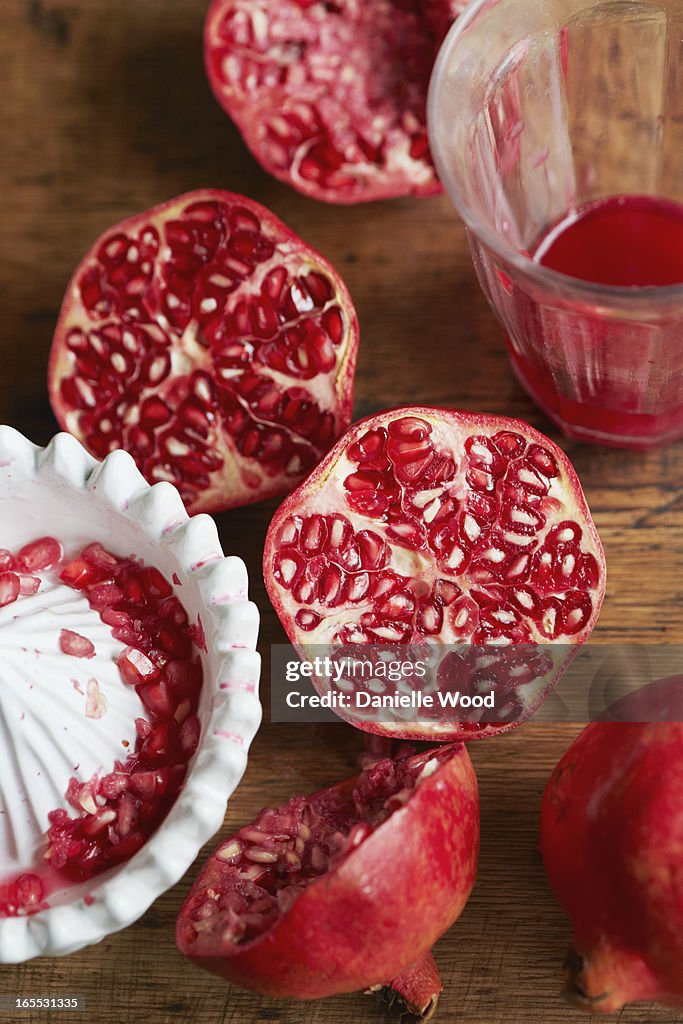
429 0 683 448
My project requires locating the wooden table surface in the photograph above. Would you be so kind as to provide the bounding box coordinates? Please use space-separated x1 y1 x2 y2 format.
3 2 683 1022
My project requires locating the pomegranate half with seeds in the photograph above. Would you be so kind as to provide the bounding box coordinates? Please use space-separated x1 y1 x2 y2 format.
204 0 466 203
176 744 478 999
264 407 605 739
48 190 358 513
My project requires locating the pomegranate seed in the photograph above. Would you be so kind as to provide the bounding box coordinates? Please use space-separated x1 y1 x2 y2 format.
59 556 99 589
165 659 202 697
16 536 63 572
0 572 20 607
136 679 175 718
142 722 180 765
87 581 124 607
135 716 152 740
106 832 145 863
82 542 120 569
118 647 160 685
100 773 129 798
18 574 41 596
141 566 173 599
11 873 44 910
179 716 200 756
59 629 96 659
128 769 169 799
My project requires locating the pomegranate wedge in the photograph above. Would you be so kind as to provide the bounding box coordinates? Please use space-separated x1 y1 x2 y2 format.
176 745 478 998
48 190 359 513
264 406 606 739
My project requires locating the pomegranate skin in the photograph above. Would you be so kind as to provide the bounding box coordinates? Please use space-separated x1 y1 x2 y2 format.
176 745 479 999
540 723 683 1013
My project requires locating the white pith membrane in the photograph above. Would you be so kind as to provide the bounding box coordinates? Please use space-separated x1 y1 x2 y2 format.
269 412 604 735
49 192 357 513
182 746 451 951
205 0 467 201
0 571 134 877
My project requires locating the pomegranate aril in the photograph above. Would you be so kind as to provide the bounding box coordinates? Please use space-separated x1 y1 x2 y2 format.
165 659 202 697
142 721 180 765
16 536 63 572
107 832 145 863
492 430 527 459
158 596 189 627
11 874 44 911
119 647 160 685
18 575 41 596
142 566 173 599
82 542 120 570
137 679 175 717
136 716 152 740
59 629 96 659
179 716 201 757
0 572 20 607
100 772 129 798
526 443 559 478
59 557 99 589
357 530 388 570
129 769 170 799
560 591 593 635
547 521 582 546
156 625 193 659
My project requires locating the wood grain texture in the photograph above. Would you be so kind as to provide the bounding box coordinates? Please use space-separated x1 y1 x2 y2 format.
2 1 683 1022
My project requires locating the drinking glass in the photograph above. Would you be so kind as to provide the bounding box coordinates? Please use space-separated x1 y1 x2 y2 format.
428 0 683 448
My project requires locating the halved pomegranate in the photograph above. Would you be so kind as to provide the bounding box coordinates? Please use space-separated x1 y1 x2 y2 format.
176 744 478 999
204 0 466 203
48 190 359 513
264 407 606 739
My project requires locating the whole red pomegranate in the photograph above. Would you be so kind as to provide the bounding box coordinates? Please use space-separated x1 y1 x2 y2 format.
48 190 358 514
204 0 466 203
263 406 605 740
540 722 683 1013
176 744 479 1000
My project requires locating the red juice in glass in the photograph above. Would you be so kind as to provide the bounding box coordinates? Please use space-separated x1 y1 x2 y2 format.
534 196 683 288
502 196 683 447
429 0 683 449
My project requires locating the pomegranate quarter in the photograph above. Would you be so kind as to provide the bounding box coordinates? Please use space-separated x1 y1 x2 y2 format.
176 744 479 1000
541 723 683 1014
204 0 467 203
264 407 605 739
48 190 359 514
